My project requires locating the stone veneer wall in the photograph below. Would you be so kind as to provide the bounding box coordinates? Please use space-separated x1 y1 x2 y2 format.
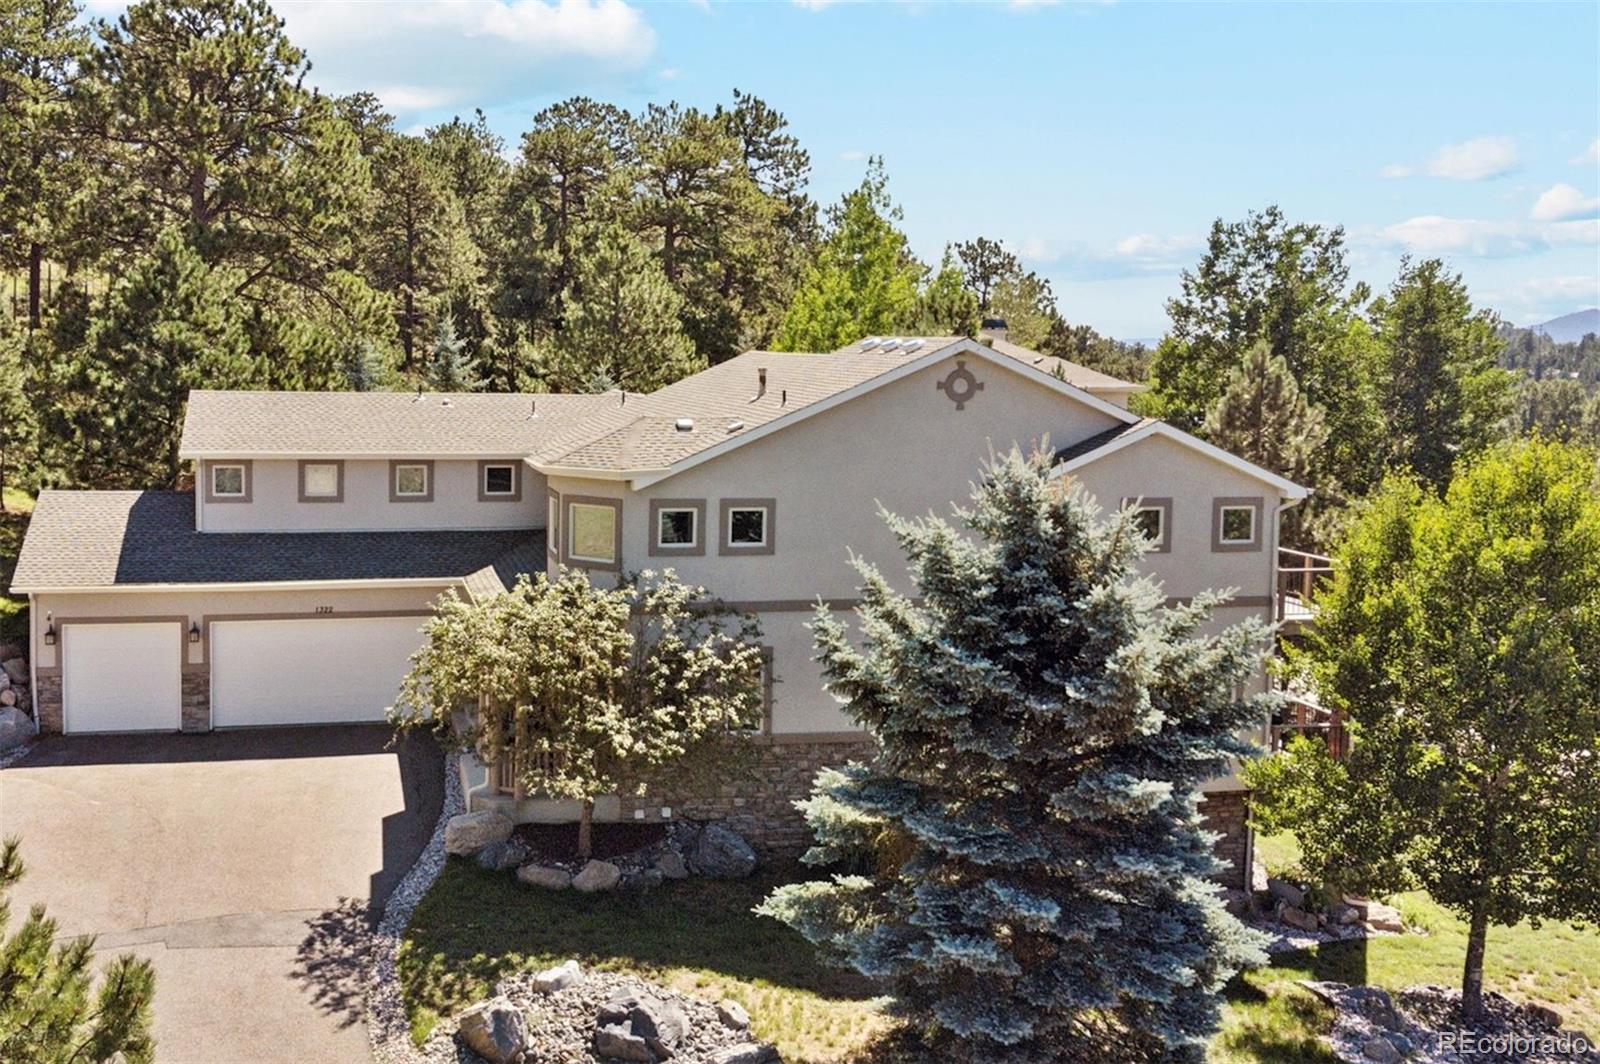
35 674 62 733
616 737 877 854
1202 790 1252 891
181 672 210 732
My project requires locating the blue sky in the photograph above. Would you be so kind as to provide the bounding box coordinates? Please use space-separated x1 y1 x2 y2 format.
88 1 1600 339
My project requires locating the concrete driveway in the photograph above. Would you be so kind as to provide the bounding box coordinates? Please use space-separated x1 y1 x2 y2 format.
0 725 442 1064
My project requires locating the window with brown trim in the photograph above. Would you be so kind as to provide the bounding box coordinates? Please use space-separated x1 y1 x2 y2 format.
1121 496 1172 553
298 460 344 503
390 460 434 503
562 496 622 571
719 498 776 556
479 461 521 501
205 461 252 503
648 498 707 556
1212 496 1264 552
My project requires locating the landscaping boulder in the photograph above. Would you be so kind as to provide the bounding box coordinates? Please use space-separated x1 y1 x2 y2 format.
1276 902 1320 933
457 997 529 1064
623 868 665 892
689 823 756 879
445 810 514 857
516 863 572 890
572 859 622 893
1362 903 1404 933
1267 877 1306 910
0 658 26 686
0 706 31 752
654 851 689 880
1361 1035 1401 1063
594 1024 654 1063
532 959 583 994
596 992 688 1060
715 999 750 1031
1528 1003 1563 1029
475 840 524 871
708 1045 780 1064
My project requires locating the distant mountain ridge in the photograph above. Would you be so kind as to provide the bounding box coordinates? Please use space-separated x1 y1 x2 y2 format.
1533 309 1600 344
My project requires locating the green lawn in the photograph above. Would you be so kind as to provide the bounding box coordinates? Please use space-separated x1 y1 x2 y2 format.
0 489 33 646
400 843 1600 1062
1212 834 1600 1060
399 860 892 1063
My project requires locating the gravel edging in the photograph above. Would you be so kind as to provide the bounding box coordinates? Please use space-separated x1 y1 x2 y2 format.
368 750 465 1064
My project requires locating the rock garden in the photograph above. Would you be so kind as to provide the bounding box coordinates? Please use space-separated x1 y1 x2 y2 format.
1300 981 1598 1063
421 960 780 1064
443 809 759 896
421 808 781 1063
0 643 34 766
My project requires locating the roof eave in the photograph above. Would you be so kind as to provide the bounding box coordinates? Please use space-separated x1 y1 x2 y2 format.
13 576 469 596
1055 420 1310 500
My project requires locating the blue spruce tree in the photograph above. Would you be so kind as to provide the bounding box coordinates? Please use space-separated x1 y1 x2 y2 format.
425 314 480 392
759 448 1271 1062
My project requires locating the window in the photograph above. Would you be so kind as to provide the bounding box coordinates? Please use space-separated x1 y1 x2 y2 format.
568 500 619 566
206 461 250 503
212 465 245 497
299 460 343 502
729 508 766 546
659 509 696 546
479 461 521 501
649 498 706 556
390 461 433 502
719 498 775 555
1121 496 1171 553
546 489 560 559
1213 496 1263 552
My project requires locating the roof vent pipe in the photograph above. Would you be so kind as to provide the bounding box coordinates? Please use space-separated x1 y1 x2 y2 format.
781 389 787 406
755 367 767 400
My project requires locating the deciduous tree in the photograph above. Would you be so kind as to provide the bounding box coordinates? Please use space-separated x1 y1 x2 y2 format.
395 570 764 858
761 448 1271 1062
1247 438 1600 1021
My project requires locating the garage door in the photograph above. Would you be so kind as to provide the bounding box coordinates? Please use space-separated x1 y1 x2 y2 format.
210 616 427 727
62 622 182 733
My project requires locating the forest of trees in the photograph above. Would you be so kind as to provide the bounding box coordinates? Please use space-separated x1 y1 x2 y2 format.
1 0 1595 533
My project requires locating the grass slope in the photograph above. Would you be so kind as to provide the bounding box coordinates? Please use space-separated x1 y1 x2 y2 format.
399 860 890 1063
401 843 1600 1062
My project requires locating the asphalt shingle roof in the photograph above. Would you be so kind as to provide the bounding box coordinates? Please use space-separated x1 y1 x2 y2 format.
179 390 634 457
1053 419 1154 463
9 490 546 590
982 336 1144 393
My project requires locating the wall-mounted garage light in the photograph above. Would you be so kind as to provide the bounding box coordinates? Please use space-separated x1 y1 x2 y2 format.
189 623 201 644
43 620 56 646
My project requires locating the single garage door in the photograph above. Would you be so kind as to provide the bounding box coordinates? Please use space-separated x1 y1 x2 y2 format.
62 622 182 733
210 616 427 727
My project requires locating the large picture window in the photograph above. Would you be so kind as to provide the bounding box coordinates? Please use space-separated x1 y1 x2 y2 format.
567 499 621 567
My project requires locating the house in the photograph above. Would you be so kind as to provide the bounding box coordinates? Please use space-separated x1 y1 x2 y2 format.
8 334 1306 887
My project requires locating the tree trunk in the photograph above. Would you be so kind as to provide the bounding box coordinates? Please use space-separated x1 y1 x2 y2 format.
1462 905 1489 1022
577 798 594 859
27 243 42 330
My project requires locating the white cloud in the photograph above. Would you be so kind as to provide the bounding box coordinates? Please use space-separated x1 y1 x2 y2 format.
1573 139 1600 166
1531 183 1600 223
1378 214 1599 257
1384 136 1519 181
259 1 657 118
839 149 867 162
1113 233 1198 260
1480 275 1600 322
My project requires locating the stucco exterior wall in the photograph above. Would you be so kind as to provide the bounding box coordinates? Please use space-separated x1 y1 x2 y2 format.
1066 434 1281 606
198 458 545 532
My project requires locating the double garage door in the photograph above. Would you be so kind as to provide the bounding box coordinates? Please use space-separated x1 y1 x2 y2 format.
61 617 426 733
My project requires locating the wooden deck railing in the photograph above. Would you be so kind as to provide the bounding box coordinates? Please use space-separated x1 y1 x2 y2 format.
1270 693 1349 759
493 747 561 796
1277 547 1335 623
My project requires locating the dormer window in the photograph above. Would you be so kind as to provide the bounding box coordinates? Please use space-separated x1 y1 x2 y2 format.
479 461 521 501
206 461 251 503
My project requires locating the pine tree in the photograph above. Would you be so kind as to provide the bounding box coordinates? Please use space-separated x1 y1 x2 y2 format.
1203 340 1327 484
0 838 157 1063
760 448 1272 1063
37 228 257 488
425 314 479 392
343 337 388 392
774 158 920 352
907 251 979 337
538 224 702 392
1371 258 1514 489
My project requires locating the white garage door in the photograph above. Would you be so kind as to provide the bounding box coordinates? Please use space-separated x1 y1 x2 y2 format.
62 622 182 733
210 616 427 727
